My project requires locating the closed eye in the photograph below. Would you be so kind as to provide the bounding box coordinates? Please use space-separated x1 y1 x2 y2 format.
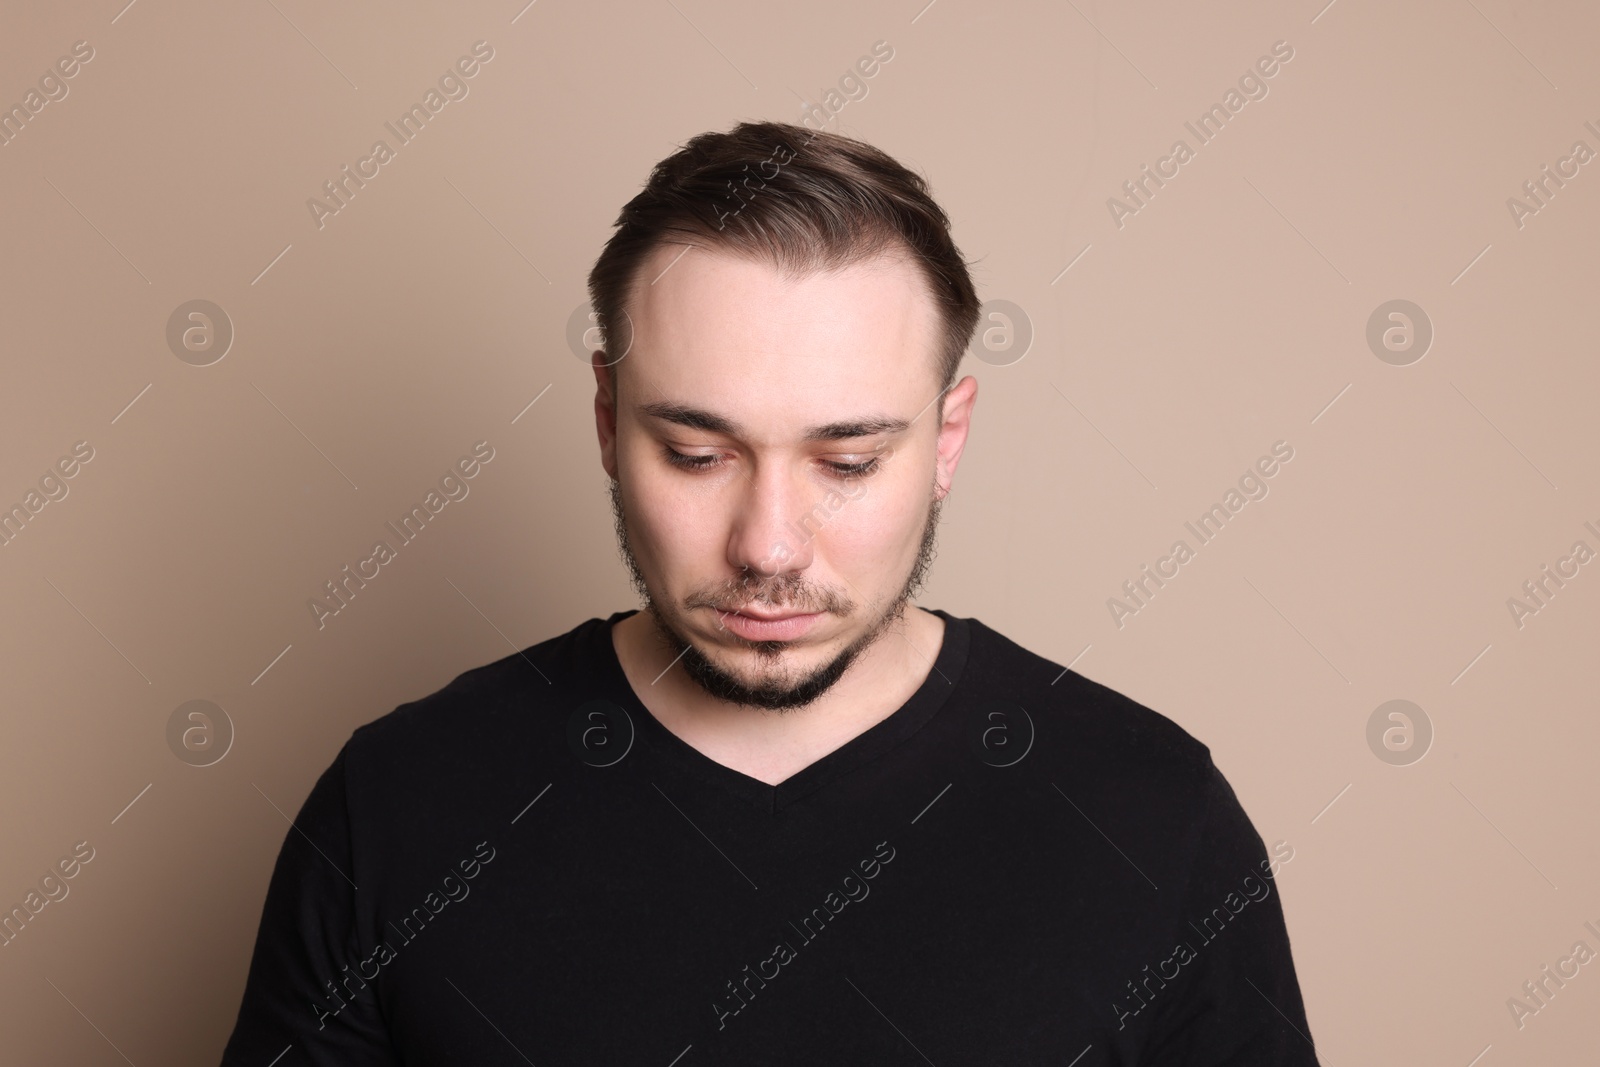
660 446 881 480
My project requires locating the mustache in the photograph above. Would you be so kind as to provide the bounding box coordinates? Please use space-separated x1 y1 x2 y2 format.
687 574 847 616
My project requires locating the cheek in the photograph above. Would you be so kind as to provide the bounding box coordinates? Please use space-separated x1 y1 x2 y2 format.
626 480 682 548
622 467 722 568
820 475 928 566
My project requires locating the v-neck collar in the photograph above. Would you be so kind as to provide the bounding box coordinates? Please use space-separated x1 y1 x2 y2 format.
594 608 970 814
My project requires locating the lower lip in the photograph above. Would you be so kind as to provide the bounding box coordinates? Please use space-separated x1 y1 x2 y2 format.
716 608 824 641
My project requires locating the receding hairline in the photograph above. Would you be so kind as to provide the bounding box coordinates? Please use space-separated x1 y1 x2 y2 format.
619 230 938 318
605 236 948 404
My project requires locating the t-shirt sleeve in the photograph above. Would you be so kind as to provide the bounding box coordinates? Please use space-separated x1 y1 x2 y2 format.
218 743 398 1066
1140 758 1321 1066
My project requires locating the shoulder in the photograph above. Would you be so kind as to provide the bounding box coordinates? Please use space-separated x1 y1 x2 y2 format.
959 615 1218 803
339 613 612 785
953 616 1274 903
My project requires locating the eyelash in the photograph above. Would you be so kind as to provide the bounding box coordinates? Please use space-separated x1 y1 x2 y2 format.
660 447 881 480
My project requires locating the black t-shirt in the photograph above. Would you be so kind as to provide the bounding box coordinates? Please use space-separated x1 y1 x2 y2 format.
219 609 1320 1066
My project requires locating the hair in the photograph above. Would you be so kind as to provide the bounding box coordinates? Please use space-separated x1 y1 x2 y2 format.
586 120 981 413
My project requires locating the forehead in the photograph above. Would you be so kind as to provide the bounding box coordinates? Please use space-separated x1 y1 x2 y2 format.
621 243 941 439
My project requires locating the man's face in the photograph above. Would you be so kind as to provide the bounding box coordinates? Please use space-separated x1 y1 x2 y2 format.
594 243 974 712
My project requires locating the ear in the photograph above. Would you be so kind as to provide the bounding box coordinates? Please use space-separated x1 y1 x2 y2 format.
594 352 619 480
933 375 977 500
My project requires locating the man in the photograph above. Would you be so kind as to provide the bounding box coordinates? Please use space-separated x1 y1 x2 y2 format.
220 120 1319 1065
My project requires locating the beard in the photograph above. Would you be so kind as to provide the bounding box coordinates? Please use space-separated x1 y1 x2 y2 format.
608 474 943 711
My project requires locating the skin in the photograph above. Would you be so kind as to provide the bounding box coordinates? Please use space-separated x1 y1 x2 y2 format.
593 241 977 786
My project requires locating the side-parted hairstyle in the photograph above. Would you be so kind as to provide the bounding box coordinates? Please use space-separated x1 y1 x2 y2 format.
586 120 981 410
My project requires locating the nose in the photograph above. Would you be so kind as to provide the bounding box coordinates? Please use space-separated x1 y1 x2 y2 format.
726 458 817 581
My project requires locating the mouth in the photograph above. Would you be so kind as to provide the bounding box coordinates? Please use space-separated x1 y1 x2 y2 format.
711 604 826 641
717 605 815 621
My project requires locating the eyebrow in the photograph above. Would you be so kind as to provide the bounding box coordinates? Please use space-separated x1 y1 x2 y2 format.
637 401 910 443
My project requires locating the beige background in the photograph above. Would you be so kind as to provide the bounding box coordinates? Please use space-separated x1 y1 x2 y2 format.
1 0 1596 1063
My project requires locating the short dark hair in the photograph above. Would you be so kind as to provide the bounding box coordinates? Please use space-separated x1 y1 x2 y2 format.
587 120 980 410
